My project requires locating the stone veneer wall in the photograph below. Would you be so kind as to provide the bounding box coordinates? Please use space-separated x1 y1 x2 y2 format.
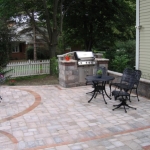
108 70 150 99
59 60 79 88
57 53 109 88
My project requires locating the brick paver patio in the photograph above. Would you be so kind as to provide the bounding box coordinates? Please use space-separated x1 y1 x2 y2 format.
0 85 150 150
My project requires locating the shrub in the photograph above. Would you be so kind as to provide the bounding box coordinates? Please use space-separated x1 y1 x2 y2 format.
26 47 50 60
115 40 135 68
103 40 135 72
111 54 130 73
50 57 58 76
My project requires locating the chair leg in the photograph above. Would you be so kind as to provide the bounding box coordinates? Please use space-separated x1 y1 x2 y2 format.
109 84 112 96
101 90 107 104
124 103 136 110
86 89 95 94
123 105 127 113
136 88 140 101
112 97 136 113
0 95 2 103
130 89 140 101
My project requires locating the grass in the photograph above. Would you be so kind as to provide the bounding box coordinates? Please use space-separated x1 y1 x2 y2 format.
13 74 49 81
3 74 59 86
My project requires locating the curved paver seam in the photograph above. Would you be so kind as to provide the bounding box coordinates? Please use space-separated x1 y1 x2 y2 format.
0 130 18 143
143 145 150 150
55 85 62 90
0 88 41 123
0 88 41 149
24 125 150 150
1 87 148 150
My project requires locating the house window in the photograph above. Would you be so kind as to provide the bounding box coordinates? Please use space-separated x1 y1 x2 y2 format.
12 46 19 53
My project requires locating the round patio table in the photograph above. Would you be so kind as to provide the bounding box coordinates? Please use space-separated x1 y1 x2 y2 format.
85 75 115 104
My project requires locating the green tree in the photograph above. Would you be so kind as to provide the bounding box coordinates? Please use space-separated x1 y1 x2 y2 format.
63 0 136 51
0 0 74 74
0 18 12 67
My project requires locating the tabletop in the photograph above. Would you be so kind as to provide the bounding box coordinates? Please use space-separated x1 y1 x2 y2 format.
85 75 115 82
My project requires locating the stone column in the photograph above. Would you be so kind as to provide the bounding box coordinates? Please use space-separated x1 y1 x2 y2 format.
57 55 79 87
95 58 109 68
93 58 109 74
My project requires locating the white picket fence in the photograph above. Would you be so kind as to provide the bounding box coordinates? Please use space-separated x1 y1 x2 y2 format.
5 60 50 78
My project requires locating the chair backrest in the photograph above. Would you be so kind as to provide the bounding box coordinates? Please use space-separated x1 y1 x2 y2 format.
133 70 142 88
120 68 135 84
96 66 107 76
123 69 142 90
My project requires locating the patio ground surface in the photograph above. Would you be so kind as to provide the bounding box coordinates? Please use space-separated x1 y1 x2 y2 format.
0 84 150 150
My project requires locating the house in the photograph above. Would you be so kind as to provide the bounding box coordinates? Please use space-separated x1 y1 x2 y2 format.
10 42 26 60
132 0 150 98
8 16 48 60
136 0 150 80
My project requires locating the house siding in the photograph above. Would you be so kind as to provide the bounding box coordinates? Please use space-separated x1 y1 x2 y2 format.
139 0 150 80
11 43 26 60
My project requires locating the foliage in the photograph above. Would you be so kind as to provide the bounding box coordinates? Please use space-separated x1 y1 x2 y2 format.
115 40 135 68
65 53 71 57
0 19 12 67
111 54 130 73
26 46 49 60
50 57 58 77
103 40 135 73
12 74 49 81
0 0 136 75
0 66 12 81
97 70 103 75
8 79 16 86
63 0 136 51
4 74 57 85
103 47 116 70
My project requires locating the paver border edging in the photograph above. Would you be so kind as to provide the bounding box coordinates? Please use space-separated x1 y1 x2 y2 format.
0 88 41 150
0 88 41 123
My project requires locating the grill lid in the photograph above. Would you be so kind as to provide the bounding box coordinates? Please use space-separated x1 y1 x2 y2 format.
74 51 95 60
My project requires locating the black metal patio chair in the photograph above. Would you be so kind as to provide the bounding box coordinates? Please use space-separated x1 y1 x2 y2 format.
109 68 134 99
112 72 137 113
110 68 142 101
131 70 142 101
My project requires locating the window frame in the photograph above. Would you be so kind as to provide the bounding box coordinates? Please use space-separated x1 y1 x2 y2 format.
12 45 19 53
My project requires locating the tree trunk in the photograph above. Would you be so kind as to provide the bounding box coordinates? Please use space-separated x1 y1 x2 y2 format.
43 0 52 57
31 11 37 61
33 24 37 60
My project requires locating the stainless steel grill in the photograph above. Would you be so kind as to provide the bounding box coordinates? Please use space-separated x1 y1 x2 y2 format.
74 51 96 66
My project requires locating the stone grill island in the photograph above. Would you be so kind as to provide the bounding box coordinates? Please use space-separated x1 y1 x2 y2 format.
57 51 109 88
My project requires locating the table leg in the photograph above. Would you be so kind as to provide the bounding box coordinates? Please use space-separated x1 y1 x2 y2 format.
88 91 96 103
101 90 107 104
88 83 98 103
103 82 111 100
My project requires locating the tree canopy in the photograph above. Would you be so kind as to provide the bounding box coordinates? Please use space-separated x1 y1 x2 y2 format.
0 0 136 59
63 0 136 51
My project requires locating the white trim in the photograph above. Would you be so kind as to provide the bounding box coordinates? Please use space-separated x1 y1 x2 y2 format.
136 0 140 69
